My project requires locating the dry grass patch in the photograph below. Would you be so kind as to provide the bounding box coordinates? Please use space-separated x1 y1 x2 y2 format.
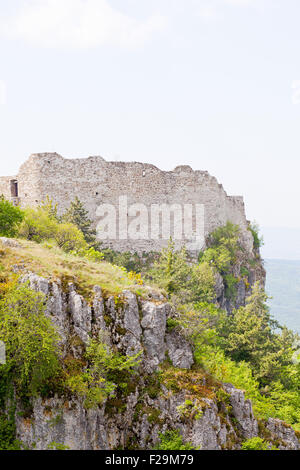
0 239 161 302
160 364 221 403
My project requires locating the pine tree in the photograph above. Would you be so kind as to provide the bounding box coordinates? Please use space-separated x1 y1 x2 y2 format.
62 197 98 246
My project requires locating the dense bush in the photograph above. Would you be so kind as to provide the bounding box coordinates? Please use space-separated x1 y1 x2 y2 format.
0 283 61 399
200 222 242 273
216 282 296 386
241 437 269 450
154 430 195 450
0 196 24 238
148 240 216 305
18 207 87 253
65 335 141 409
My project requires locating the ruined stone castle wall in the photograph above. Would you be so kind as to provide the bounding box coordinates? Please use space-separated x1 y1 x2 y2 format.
0 176 15 199
1 153 254 253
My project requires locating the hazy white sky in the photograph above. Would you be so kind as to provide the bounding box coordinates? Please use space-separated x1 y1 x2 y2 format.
0 0 300 229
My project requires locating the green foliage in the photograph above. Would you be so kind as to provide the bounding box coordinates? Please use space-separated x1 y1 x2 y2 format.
223 273 239 301
62 197 98 247
47 441 70 450
53 222 86 252
207 221 241 248
39 196 59 221
66 334 141 409
175 302 220 347
148 239 216 305
0 283 61 399
155 430 195 450
248 222 264 249
81 246 104 262
102 249 157 273
0 411 21 450
240 266 250 278
195 342 300 429
200 222 242 274
0 196 24 238
149 240 190 295
18 207 87 253
166 318 179 332
18 207 58 243
20 199 106 258
177 399 203 420
190 262 217 303
195 344 261 402
217 282 295 386
241 437 269 450
200 246 232 273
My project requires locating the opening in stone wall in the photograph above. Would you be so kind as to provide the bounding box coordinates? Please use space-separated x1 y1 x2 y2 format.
10 179 18 198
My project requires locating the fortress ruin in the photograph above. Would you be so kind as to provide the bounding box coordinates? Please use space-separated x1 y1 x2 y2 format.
0 153 253 254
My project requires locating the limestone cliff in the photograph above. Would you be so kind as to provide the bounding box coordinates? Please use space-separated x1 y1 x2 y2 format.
11 271 297 451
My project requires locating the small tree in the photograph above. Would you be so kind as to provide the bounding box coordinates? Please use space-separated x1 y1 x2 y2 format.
39 196 58 221
218 282 295 385
248 221 264 249
0 283 61 398
53 223 86 252
0 196 24 238
149 239 217 305
62 197 97 246
150 240 191 294
66 334 141 409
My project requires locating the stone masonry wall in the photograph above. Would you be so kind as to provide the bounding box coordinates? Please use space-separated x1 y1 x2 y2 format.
1 153 254 254
0 176 16 200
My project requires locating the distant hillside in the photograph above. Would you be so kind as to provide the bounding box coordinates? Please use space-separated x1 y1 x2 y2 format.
265 259 300 333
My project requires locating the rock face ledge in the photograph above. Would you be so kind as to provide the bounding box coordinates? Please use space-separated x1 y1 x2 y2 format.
14 273 300 450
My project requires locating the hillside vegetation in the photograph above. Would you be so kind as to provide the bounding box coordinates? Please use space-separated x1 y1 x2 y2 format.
0 196 300 450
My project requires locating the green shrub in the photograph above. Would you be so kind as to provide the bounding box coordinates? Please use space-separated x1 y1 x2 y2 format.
18 207 87 253
176 302 220 346
18 207 58 243
61 197 98 247
82 246 104 262
199 222 242 274
216 282 296 386
248 222 264 250
149 240 216 304
66 335 141 409
0 196 24 238
0 412 21 450
53 222 86 252
155 430 195 450
224 273 239 301
241 437 269 450
0 283 61 398
39 196 59 221
47 441 70 450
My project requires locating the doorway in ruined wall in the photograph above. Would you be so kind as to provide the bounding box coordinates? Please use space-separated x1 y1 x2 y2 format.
10 180 18 197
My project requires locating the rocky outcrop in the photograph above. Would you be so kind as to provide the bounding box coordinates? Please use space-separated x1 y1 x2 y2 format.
266 418 300 450
14 272 299 451
223 384 258 439
215 252 266 314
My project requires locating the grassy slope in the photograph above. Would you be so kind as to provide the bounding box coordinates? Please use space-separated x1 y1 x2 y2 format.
0 239 162 301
